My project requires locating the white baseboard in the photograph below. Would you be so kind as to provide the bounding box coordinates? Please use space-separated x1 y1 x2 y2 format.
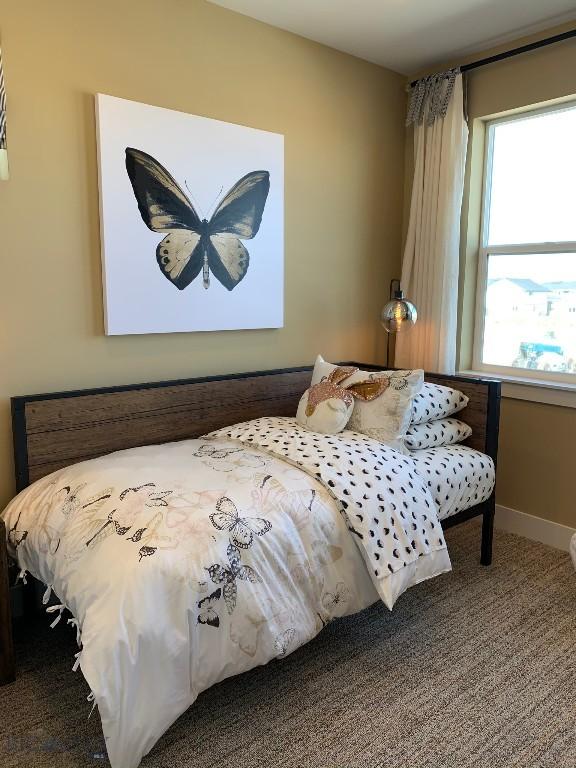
495 504 576 552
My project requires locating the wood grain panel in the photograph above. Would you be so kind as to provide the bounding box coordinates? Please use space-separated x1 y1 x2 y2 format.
425 375 489 454
19 369 311 486
12 365 500 491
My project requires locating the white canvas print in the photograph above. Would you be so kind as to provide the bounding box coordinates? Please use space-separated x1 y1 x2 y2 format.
95 94 284 335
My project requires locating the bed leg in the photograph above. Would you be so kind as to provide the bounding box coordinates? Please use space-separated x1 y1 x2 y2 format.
0 520 16 685
480 497 495 566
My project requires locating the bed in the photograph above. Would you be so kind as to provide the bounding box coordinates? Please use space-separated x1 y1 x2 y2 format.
0 363 500 768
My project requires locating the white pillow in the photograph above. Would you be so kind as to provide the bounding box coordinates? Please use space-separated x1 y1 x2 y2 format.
311 355 344 385
405 417 472 451
310 356 423 452
410 383 468 425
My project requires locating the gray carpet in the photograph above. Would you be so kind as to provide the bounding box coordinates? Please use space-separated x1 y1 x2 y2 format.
1 520 575 768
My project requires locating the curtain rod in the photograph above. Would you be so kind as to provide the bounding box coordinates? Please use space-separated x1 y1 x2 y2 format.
410 27 576 87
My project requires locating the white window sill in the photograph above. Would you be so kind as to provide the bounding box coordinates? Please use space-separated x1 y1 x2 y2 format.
458 370 576 409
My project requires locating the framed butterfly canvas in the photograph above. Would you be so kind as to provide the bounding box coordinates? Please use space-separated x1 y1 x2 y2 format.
95 94 284 334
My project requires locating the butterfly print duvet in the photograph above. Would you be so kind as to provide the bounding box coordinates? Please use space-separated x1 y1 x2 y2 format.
210 417 451 609
1 421 449 768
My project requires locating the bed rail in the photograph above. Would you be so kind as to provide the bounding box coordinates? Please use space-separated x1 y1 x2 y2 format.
10 364 500 566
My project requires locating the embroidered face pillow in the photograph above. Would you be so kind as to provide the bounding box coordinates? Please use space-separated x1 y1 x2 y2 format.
309 356 424 451
296 366 388 434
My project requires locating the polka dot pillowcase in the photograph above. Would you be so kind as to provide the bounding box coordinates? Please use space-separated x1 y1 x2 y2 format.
405 417 472 451
410 383 468 425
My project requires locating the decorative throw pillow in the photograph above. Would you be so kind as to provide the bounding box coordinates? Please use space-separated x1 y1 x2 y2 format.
410 383 469 425
309 357 424 451
297 365 388 434
404 418 472 451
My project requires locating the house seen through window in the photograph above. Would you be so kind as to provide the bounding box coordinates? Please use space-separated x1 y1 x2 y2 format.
475 102 576 381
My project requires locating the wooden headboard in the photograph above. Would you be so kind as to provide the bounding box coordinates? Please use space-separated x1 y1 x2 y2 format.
12 364 500 491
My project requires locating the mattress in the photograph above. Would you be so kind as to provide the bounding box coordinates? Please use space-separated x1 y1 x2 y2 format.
410 445 495 521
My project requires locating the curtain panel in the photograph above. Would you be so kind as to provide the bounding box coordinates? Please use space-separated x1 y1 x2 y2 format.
395 72 468 374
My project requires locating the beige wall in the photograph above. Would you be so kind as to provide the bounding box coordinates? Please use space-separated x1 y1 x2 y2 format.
410 24 576 527
0 0 406 507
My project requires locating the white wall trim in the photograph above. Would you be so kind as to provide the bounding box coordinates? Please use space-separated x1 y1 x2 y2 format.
495 504 575 552
459 370 576 409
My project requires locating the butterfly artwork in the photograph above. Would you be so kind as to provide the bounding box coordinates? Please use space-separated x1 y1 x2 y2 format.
285 489 317 531
56 484 90 518
56 482 173 564
138 545 158 561
197 449 267 476
210 496 272 549
285 551 315 588
321 582 351 615
7 506 29 550
229 598 295 657
6 477 64 554
248 473 287 514
206 541 262 614
274 628 298 658
163 489 223 545
312 540 343 568
96 94 284 334
125 147 270 292
197 588 222 628
192 444 243 460
118 483 173 508
229 613 268 657
82 484 172 549
56 487 114 562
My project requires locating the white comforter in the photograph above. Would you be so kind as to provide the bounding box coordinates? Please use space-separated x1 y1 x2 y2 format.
1 418 450 768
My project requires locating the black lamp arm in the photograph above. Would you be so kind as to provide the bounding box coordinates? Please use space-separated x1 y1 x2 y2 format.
389 278 403 300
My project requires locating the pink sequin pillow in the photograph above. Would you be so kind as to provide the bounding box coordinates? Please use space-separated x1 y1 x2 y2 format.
297 366 388 434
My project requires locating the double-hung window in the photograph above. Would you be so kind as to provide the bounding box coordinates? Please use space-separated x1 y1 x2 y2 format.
473 101 576 386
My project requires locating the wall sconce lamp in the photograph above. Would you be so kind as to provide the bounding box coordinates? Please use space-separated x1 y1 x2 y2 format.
380 278 417 367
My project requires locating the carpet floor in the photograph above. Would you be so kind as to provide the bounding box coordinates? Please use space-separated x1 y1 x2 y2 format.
1 520 575 768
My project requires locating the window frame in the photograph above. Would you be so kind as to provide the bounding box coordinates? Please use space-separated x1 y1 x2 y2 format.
472 100 576 387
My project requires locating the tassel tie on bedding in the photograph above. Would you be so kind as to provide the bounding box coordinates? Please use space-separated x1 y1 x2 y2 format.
16 571 97 717
67 617 81 645
87 692 97 719
46 602 66 629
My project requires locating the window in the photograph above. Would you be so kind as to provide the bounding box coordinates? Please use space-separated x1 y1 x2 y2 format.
473 102 576 385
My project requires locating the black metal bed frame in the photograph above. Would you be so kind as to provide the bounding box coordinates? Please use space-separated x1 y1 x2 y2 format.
345 363 501 567
1 363 500 686
10 363 501 562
